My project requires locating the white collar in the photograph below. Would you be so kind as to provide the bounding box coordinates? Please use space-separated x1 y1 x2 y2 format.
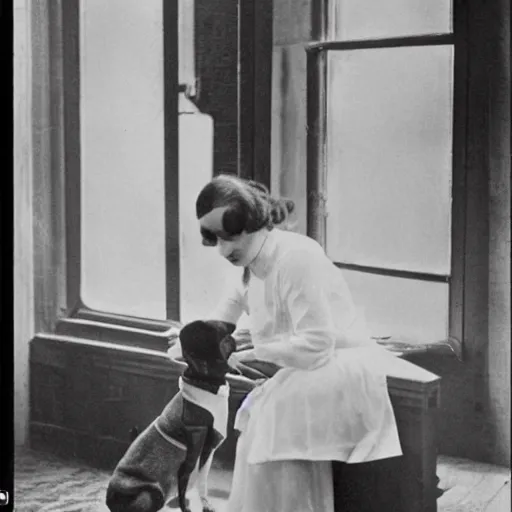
178 377 230 438
248 229 279 280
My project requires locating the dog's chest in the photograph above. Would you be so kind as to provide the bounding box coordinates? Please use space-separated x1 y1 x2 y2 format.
179 381 230 440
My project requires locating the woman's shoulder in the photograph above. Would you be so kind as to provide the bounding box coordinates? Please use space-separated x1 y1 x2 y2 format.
275 229 325 258
274 230 329 276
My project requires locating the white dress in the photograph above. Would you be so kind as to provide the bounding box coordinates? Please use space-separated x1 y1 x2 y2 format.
212 229 403 512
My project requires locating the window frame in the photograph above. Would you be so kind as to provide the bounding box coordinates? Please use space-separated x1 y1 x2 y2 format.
36 0 273 351
52 0 181 351
306 0 467 358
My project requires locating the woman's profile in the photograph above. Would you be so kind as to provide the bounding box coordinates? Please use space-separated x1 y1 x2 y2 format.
194 174 403 512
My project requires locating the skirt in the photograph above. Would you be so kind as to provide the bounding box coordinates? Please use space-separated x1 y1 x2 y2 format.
226 346 403 512
226 431 335 512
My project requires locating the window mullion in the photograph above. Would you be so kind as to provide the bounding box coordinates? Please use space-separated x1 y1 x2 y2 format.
163 0 180 321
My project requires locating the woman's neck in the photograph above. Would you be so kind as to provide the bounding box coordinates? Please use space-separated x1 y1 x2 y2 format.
247 229 270 267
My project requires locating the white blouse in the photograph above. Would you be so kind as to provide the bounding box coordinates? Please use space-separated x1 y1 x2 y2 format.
211 228 402 464
211 228 375 370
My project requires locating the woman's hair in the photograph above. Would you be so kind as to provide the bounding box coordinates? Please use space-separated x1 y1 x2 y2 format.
196 174 295 234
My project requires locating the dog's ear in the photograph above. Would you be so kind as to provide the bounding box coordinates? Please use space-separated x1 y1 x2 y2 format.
219 335 237 361
179 320 236 360
179 321 235 344
204 320 236 337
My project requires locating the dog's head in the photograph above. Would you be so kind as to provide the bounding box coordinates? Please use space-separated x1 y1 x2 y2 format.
179 320 237 384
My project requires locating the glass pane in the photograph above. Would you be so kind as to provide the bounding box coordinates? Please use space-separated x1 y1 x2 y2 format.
179 0 195 89
342 269 450 344
325 46 454 274
80 0 166 318
270 45 308 235
328 0 452 40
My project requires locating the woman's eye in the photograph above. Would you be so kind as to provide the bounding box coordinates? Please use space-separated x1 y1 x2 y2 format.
200 228 218 246
218 233 239 242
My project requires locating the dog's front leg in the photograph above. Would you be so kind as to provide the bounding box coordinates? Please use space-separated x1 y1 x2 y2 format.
196 453 216 512
177 464 193 512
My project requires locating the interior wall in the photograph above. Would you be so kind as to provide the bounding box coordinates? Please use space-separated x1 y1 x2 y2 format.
486 0 511 467
14 0 34 446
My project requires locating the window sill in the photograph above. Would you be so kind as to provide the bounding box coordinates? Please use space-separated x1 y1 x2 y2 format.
54 308 181 352
375 337 462 361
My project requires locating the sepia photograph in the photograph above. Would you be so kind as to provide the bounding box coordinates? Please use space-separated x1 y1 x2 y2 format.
12 0 510 510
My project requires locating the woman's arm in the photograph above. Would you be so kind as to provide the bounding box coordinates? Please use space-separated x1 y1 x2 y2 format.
253 251 338 370
167 274 248 362
206 271 248 325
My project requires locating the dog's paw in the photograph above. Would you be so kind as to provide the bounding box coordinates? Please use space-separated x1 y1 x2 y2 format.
200 497 216 512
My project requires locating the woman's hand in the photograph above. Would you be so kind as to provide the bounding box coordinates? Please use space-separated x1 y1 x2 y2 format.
226 351 245 374
227 348 255 373
232 329 253 350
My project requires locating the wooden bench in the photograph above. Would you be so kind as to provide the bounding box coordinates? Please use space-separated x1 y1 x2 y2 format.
217 351 441 512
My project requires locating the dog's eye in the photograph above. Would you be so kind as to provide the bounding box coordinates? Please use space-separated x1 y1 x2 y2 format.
219 336 236 359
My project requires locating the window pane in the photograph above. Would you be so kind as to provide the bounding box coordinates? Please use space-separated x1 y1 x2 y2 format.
179 0 195 89
80 0 166 319
342 270 450 344
325 46 454 274
327 0 452 40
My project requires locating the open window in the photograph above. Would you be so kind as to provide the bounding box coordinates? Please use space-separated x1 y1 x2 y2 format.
48 0 181 350
307 0 465 356
34 0 272 350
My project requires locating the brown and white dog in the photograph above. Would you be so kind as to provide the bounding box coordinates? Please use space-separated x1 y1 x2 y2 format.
105 320 237 512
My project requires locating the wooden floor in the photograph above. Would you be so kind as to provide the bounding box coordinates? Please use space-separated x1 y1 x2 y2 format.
436 455 510 511
13 448 511 511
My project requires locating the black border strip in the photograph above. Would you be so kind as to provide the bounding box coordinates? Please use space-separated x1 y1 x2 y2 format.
3 0 14 507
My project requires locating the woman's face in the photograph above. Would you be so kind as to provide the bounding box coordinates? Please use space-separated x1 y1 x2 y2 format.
199 206 257 266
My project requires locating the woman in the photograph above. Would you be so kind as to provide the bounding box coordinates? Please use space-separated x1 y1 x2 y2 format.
194 175 402 512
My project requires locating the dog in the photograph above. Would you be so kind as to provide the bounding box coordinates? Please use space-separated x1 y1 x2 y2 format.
105 320 237 512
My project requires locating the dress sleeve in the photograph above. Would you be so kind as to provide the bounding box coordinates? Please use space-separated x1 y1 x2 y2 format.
206 271 248 325
253 251 338 369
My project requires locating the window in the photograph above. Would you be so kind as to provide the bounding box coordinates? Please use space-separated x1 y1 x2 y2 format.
51 0 257 346
80 0 168 320
307 0 464 351
51 0 191 346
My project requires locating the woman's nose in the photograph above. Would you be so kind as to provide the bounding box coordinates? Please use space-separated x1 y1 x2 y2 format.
217 239 233 258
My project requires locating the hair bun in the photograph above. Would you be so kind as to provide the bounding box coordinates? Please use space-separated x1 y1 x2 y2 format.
268 197 295 225
284 199 295 214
